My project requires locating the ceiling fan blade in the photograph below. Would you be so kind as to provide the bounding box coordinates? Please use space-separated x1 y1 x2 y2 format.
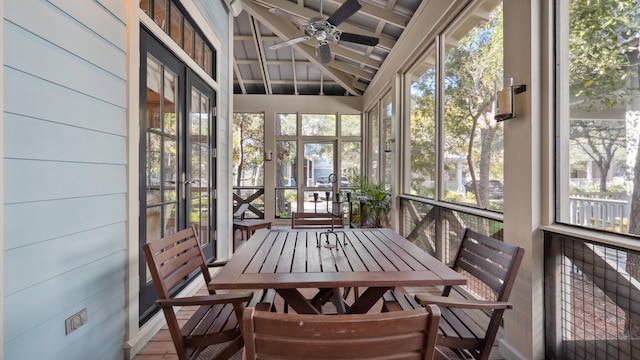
268 7 309 28
339 32 379 46
319 43 332 63
269 35 312 50
326 0 362 26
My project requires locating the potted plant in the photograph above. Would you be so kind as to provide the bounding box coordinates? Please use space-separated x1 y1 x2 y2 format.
348 175 391 228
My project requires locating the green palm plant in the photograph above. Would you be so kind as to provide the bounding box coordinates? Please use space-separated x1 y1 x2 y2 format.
349 175 391 228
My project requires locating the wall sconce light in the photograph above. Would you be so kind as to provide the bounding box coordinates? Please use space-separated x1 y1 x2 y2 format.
265 151 273 161
495 78 527 122
384 139 395 153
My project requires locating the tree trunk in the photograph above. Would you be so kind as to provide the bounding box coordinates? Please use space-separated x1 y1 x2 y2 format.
598 160 610 192
479 124 496 208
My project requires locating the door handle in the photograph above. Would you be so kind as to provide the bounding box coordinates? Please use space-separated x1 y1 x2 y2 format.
181 173 200 199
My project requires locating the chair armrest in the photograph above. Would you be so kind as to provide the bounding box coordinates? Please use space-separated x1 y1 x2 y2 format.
156 292 254 307
415 294 513 310
207 260 228 267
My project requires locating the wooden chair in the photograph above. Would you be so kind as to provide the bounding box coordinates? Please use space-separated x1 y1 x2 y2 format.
233 203 272 249
382 228 525 360
242 306 443 360
143 225 275 360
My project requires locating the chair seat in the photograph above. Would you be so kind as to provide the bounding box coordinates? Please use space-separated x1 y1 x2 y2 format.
182 289 277 347
182 303 242 349
382 289 489 357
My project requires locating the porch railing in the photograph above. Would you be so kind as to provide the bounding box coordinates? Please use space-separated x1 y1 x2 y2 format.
233 187 265 219
569 195 630 234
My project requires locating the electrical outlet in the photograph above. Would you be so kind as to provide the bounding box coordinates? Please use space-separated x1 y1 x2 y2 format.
65 308 88 335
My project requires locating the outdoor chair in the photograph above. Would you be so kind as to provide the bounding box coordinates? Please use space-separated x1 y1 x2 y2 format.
242 305 443 360
142 225 275 360
233 203 272 249
382 228 525 360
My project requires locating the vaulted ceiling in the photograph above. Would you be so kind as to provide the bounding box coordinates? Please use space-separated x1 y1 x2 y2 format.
232 0 422 96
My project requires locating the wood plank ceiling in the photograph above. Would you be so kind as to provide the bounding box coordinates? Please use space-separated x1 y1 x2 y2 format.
232 0 421 96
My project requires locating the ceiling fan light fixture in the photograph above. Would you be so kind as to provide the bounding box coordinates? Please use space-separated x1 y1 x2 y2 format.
316 30 327 41
268 0 379 63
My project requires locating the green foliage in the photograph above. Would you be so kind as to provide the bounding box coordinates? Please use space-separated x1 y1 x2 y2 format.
349 175 391 228
568 0 640 111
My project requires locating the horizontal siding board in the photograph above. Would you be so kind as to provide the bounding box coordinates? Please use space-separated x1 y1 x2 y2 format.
54 304 126 360
4 250 125 341
5 68 126 136
5 223 126 295
4 159 126 204
196 0 227 39
5 0 125 78
49 0 126 47
5 114 126 164
5 194 126 250
3 0 128 359
4 21 125 107
4 272 125 359
97 0 127 23
54 285 126 360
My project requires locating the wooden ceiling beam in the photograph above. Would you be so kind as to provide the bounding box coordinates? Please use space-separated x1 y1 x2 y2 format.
323 0 409 29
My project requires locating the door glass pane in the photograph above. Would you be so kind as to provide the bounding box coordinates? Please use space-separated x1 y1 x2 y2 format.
303 190 334 212
276 140 296 187
276 189 296 218
164 70 177 135
341 141 360 188
304 143 335 187
163 204 176 236
146 53 179 243
190 88 210 245
163 138 177 203
146 57 162 131
302 114 336 136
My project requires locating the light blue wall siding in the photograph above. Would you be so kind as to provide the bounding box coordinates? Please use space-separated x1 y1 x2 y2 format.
195 0 232 250
3 0 127 358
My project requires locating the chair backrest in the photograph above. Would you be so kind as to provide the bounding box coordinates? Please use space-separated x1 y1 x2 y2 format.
142 225 212 301
242 306 441 360
445 228 524 303
233 203 250 219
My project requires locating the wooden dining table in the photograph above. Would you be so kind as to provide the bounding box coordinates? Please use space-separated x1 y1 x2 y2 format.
210 228 466 314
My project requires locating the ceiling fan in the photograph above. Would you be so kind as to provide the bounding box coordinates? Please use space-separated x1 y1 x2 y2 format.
268 0 380 64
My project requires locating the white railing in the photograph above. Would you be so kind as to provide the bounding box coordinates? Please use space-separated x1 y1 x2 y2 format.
569 196 630 234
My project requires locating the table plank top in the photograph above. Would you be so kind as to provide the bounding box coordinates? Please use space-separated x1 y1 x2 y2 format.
211 228 466 290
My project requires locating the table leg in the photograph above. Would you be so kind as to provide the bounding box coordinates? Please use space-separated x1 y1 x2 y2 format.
332 288 347 314
346 287 389 314
275 289 321 314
